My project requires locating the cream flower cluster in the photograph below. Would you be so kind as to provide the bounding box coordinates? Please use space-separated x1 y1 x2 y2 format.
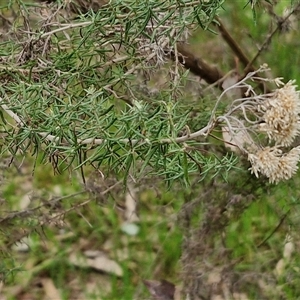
247 81 300 183
223 74 300 184
248 146 300 184
257 81 300 146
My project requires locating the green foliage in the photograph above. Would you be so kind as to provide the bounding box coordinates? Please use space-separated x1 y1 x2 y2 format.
0 0 236 185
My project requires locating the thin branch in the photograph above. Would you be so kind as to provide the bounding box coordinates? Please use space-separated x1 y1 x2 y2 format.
0 180 122 225
0 104 24 125
170 42 224 88
208 65 267 127
244 3 300 74
257 209 291 248
40 21 93 38
40 0 203 15
0 67 270 148
0 97 212 146
215 17 271 93
103 29 176 91
216 17 254 72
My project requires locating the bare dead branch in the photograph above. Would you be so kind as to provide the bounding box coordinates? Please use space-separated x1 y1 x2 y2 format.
216 17 254 72
169 42 224 88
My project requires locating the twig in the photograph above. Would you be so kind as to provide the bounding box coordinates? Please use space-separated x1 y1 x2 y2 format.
41 0 202 15
0 97 212 146
0 104 24 125
40 21 93 38
0 180 122 226
103 28 176 90
244 3 300 74
257 209 291 248
0 66 269 148
216 17 253 72
208 65 267 127
215 17 271 93
170 42 224 87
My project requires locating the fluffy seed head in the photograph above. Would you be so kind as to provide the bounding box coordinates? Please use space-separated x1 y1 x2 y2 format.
248 146 300 184
258 81 300 146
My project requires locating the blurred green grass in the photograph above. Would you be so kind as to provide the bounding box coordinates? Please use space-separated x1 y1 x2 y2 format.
1 154 183 299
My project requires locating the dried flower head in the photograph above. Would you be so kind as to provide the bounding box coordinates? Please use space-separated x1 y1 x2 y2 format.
223 70 300 183
257 81 300 146
248 146 300 184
